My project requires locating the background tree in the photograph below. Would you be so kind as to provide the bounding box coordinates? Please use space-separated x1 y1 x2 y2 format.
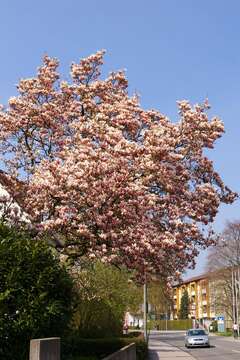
179 289 189 319
71 260 142 337
207 221 240 321
0 224 74 360
0 51 236 279
148 279 172 318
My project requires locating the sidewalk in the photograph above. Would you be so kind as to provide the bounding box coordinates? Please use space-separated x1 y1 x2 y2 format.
148 335 195 360
210 333 240 342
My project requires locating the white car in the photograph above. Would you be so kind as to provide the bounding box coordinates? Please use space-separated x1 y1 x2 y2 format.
185 329 210 348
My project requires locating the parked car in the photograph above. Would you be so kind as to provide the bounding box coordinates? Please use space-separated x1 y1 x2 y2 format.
185 328 210 348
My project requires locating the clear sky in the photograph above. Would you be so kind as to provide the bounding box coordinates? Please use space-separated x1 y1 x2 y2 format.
0 0 239 275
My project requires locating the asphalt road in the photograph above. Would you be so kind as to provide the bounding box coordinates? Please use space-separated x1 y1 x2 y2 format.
151 331 240 360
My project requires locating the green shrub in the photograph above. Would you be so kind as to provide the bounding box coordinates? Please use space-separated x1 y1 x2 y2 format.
62 337 123 359
209 320 218 332
121 332 147 360
0 224 74 360
72 298 123 338
68 357 98 360
122 331 142 338
61 332 147 360
148 319 193 330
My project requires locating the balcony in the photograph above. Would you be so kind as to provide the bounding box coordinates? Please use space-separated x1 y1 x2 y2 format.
174 294 177 299
191 291 195 296
202 300 207 306
203 312 208 318
210 311 216 318
173 304 177 309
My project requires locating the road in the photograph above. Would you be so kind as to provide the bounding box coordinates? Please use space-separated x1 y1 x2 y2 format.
150 331 240 360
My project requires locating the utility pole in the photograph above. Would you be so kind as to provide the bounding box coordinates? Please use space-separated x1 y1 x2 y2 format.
238 268 240 337
232 267 240 337
143 281 148 341
165 310 168 331
232 269 236 327
236 269 240 337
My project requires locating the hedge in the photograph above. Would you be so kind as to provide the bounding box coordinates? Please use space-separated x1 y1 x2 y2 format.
62 332 147 360
148 319 193 330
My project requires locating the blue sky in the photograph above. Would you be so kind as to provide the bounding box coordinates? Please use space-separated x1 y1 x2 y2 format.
1 0 239 275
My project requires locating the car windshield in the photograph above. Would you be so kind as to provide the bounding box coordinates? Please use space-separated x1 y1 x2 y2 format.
188 330 206 336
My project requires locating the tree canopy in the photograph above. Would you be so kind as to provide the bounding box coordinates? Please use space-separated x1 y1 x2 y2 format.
0 51 236 279
72 260 142 337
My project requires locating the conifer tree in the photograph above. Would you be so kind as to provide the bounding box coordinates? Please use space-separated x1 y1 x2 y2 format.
179 289 189 319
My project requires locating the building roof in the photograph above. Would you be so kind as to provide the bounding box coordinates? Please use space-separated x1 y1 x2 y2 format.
173 272 208 287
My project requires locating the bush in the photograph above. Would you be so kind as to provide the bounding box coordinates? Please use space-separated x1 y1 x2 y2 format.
68 357 97 360
62 332 147 360
121 331 142 338
0 224 74 360
148 319 193 330
210 320 218 332
72 298 123 338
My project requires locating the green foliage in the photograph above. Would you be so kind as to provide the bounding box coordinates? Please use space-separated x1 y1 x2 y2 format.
149 319 193 330
62 332 147 360
210 320 218 332
0 224 74 360
121 331 142 338
147 279 172 317
215 331 232 336
179 290 189 319
72 261 142 337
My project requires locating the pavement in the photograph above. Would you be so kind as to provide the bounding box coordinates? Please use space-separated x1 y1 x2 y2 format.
148 332 195 360
210 332 240 342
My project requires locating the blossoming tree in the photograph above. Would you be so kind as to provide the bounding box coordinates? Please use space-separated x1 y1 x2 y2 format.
0 51 236 279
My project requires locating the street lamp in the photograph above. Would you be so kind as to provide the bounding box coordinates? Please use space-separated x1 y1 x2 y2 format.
143 281 148 340
231 266 240 337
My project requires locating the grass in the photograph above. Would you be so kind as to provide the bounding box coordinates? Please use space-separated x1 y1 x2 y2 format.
214 331 233 337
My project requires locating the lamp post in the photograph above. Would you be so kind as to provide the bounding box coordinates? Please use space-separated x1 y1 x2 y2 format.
143 281 148 340
231 267 240 337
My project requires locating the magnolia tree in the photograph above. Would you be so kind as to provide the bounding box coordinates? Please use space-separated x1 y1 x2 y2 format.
0 51 236 279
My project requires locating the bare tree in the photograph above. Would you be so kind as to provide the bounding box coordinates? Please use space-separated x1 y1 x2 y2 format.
207 221 240 323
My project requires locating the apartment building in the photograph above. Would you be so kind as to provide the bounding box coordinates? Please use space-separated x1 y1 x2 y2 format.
172 273 215 321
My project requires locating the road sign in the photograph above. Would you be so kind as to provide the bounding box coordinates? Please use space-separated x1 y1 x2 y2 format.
217 315 225 332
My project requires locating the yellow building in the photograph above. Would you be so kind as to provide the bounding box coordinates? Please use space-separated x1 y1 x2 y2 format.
172 273 214 321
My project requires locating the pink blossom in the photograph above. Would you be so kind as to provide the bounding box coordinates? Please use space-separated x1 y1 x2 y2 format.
0 51 237 280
